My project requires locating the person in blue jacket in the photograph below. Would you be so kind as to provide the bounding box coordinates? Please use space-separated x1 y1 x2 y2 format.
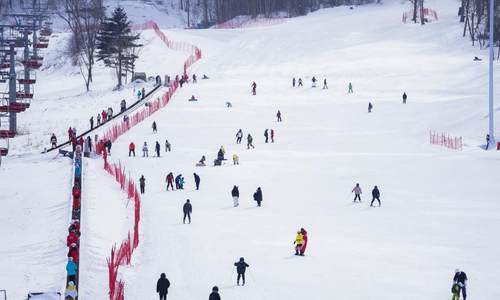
66 257 78 282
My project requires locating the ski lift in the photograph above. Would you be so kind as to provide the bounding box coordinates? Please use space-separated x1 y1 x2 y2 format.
0 114 15 138
0 138 9 156
35 42 48 49
0 95 30 113
0 62 10 69
21 59 42 70
17 71 36 84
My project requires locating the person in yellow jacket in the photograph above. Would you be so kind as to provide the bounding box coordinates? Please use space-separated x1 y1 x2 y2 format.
232 154 239 165
294 231 304 256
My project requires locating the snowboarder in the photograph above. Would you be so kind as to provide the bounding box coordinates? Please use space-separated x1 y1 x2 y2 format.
270 129 275 143
142 142 149 157
311 76 317 88
370 185 381 207
253 187 263 207
402 92 407 104
294 230 304 255
236 129 243 144
50 133 57 148
155 141 161 157
264 129 269 143
193 173 200 190
251 82 257 95
368 102 373 113
348 82 353 93
323 78 328 89
453 269 468 300
231 185 239 207
234 257 249 286
300 228 308 255
152 121 157 133
352 183 362 202
165 139 171 152
90 116 94 129
486 134 490 150
233 154 239 165
156 273 170 300
298 78 303 87
292 77 296 87
277 110 282 122
139 175 145 194
66 257 77 283
247 134 254 149
166 172 174 191
129 142 136 157
183 199 192 224
209 286 221 300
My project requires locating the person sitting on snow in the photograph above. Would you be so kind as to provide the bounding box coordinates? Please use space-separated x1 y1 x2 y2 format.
197 155 206 166
189 95 197 101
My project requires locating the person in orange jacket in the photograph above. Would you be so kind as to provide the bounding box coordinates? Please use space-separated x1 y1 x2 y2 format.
129 142 136 157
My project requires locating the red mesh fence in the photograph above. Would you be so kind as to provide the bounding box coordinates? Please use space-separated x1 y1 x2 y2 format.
429 131 463 151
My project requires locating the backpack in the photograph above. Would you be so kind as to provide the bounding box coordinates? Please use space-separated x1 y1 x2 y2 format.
451 283 460 294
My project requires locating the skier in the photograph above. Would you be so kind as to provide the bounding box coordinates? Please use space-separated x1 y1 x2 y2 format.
251 82 257 95
233 154 239 165
298 78 303 87
277 110 282 122
352 183 362 202
294 230 304 255
486 134 490 150
183 199 192 224
270 129 275 143
453 269 468 300
142 142 149 157
156 273 170 300
217 148 225 161
90 116 94 129
50 133 57 148
165 139 171 152
348 82 353 93
209 286 221 300
323 78 328 89
231 185 239 207
368 102 373 113
155 141 161 157
292 77 296 87
300 228 308 255
402 92 407 104
139 175 146 194
166 172 174 191
264 129 269 143
370 185 381 207
193 173 200 190
311 76 317 88
253 187 263 207
236 129 243 144
152 121 157 133
129 142 136 157
97 113 101 126
66 257 77 283
234 257 249 286
247 134 255 149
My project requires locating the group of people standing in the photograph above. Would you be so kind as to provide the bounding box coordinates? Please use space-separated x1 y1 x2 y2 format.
351 183 382 207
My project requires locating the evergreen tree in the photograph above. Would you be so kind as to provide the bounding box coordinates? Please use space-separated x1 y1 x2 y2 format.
96 7 141 88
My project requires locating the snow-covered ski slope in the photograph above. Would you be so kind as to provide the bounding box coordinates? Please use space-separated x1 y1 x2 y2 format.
2 0 500 299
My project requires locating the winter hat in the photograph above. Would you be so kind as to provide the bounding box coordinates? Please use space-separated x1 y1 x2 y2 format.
212 286 219 292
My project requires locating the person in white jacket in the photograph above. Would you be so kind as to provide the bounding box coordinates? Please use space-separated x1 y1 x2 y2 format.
142 142 149 157
352 183 362 202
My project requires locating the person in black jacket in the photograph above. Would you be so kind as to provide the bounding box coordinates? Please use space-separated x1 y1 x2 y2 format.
183 199 192 224
264 129 269 143
155 141 161 157
370 185 381 207
194 173 200 190
402 92 407 104
139 175 146 194
209 286 221 300
156 273 170 300
231 186 239 207
253 187 263 207
234 257 249 286
453 269 468 300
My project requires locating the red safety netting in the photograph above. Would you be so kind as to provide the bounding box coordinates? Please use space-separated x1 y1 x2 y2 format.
98 20 202 300
430 130 463 151
402 8 438 23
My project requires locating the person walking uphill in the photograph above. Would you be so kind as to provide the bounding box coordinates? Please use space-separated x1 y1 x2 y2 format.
264 129 269 143
453 269 468 300
156 273 170 300
139 175 146 194
193 173 200 190
234 257 250 286
66 257 77 282
277 110 282 122
253 187 263 207
231 185 240 207
247 134 255 149
183 199 192 224
209 286 221 300
370 185 381 207
236 129 243 144
352 183 362 202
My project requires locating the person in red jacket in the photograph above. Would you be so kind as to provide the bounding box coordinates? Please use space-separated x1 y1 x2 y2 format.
71 136 77 152
68 243 79 263
102 110 107 123
78 136 84 147
72 186 81 199
67 231 79 247
69 220 80 234
166 172 174 191
67 127 74 140
129 142 136 157
270 129 275 143
300 228 308 256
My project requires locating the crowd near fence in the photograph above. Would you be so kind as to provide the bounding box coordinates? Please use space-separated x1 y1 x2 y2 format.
95 20 202 300
402 8 438 23
429 130 463 151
